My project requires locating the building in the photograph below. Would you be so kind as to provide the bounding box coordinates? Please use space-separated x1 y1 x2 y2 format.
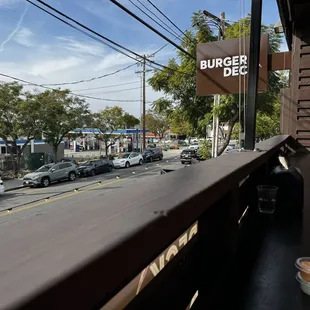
0 139 64 159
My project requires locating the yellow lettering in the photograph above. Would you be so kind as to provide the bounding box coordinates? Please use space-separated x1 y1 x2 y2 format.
189 223 198 240
179 233 188 248
166 245 178 261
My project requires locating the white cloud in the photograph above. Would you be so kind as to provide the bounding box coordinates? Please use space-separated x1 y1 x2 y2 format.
0 34 167 116
96 53 134 71
0 0 21 8
0 4 28 52
57 36 105 57
13 27 34 47
30 57 85 76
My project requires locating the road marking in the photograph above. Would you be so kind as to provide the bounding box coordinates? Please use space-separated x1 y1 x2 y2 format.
0 167 162 217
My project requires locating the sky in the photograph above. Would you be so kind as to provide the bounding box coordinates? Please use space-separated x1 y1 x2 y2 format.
0 0 285 117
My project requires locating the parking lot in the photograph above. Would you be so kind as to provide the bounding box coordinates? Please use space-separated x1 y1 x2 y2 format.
0 153 184 224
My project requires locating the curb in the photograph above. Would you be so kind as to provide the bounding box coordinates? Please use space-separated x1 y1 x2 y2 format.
4 185 27 192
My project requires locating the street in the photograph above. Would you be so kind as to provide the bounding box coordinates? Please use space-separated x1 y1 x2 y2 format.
0 153 183 225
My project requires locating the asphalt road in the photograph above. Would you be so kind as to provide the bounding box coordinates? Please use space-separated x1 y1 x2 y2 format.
0 155 183 224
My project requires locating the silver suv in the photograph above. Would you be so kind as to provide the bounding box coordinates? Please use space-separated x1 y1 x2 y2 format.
23 162 78 187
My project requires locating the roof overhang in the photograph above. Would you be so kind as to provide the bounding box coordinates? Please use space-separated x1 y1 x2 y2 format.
276 0 293 50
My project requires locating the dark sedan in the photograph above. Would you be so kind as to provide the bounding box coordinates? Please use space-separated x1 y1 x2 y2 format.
78 159 113 177
180 149 202 164
142 148 163 162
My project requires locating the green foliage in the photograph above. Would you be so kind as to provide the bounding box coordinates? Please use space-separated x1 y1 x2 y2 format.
151 98 173 116
123 112 140 128
37 89 90 160
0 82 44 174
149 12 284 154
169 108 193 137
145 110 170 138
232 101 281 141
148 11 214 133
199 140 212 160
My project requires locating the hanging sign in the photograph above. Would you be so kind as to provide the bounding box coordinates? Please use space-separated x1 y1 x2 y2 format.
196 34 269 95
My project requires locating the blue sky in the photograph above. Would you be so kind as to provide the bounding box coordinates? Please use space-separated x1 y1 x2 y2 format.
0 0 284 116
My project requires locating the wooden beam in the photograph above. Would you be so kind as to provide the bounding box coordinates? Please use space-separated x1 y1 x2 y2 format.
268 51 291 71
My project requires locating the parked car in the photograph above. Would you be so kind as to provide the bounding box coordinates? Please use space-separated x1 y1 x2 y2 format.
22 162 78 187
180 149 202 164
60 157 79 166
113 152 144 168
0 179 5 194
142 148 163 162
78 159 113 177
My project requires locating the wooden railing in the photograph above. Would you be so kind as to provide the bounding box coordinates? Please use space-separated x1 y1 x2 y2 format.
4 135 299 310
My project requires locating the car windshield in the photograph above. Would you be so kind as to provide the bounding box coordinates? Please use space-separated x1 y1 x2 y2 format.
118 153 130 159
83 161 94 166
36 164 54 172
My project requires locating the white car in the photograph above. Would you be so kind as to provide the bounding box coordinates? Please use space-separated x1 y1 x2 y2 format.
189 144 200 150
0 179 5 194
113 152 144 168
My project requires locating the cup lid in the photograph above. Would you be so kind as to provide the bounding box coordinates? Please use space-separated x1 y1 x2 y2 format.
296 257 310 272
296 272 310 285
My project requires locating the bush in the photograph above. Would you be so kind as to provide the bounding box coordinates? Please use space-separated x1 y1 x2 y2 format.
199 140 212 160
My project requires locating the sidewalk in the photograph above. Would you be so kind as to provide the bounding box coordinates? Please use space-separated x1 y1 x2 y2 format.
2 150 183 192
3 178 24 191
64 148 183 159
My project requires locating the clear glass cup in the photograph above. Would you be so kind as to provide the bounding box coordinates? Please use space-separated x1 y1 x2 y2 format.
257 185 278 214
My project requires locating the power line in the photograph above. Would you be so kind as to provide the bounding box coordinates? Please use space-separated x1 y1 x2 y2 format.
79 85 151 96
135 0 181 38
128 0 182 42
28 0 191 76
0 73 142 102
146 0 195 44
40 63 137 86
73 81 140 92
27 0 144 64
109 0 195 59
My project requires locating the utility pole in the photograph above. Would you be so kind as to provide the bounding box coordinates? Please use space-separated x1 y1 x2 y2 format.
136 55 152 152
142 55 146 151
204 11 226 158
244 0 263 150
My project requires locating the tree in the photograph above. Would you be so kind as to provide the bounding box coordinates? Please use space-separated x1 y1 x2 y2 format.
148 11 214 140
123 112 140 128
215 15 282 153
152 98 173 116
232 101 281 141
199 140 212 160
37 89 90 161
148 12 283 156
145 111 170 138
169 108 193 137
0 82 44 175
92 106 136 155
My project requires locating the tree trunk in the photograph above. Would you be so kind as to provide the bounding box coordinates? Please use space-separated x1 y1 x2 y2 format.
9 142 18 177
53 145 58 163
217 114 239 156
105 141 109 156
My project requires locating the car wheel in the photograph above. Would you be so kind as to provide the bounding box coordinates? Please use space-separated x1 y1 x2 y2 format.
91 169 96 176
125 161 130 168
139 159 143 165
159 155 163 160
108 165 113 172
41 177 50 187
68 172 76 181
